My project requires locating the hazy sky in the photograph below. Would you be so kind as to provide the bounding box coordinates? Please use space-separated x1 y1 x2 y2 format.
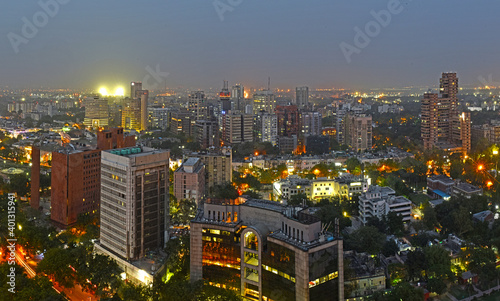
1 0 499 90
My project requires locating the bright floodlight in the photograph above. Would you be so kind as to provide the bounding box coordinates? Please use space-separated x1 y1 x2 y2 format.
115 87 125 96
99 87 108 96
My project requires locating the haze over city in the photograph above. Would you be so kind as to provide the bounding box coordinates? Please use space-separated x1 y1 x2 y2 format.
1 0 500 90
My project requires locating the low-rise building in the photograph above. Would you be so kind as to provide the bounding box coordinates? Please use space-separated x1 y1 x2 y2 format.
359 186 412 224
344 251 386 301
273 175 312 201
173 157 205 204
451 182 483 199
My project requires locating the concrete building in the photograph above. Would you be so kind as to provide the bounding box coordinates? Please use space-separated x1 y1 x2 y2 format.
148 107 171 130
358 186 412 224
99 147 169 261
231 84 245 111
471 121 500 145
190 197 344 301
310 175 369 201
192 148 232 196
301 111 322 137
451 182 483 199
253 90 276 115
276 105 300 138
170 110 195 137
295 86 309 107
277 135 298 154
222 112 253 146
188 91 206 120
273 176 312 201
130 82 142 98
344 113 372 151
427 175 455 199
344 251 386 301
138 90 149 131
51 128 135 228
195 120 219 149
84 96 109 128
174 157 205 204
254 111 278 146
421 73 471 153
30 146 40 209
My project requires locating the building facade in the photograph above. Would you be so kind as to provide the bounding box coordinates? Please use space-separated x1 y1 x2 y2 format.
99 147 169 260
84 97 109 128
358 186 412 225
222 113 253 146
190 197 344 301
344 113 372 151
174 157 205 204
295 86 309 107
253 91 276 115
421 73 471 153
255 111 278 146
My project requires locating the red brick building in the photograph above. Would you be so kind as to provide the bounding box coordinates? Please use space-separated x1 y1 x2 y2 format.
51 128 135 227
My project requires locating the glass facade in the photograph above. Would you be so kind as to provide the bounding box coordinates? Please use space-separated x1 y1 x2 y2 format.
309 245 339 300
261 241 296 300
202 228 241 290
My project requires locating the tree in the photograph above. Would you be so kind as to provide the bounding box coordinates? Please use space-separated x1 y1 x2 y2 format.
427 278 446 295
9 174 30 197
119 282 152 301
422 205 438 230
288 193 309 206
345 226 386 255
424 245 453 281
346 157 362 175
37 248 75 288
211 182 239 199
382 239 399 257
386 211 405 237
405 249 427 281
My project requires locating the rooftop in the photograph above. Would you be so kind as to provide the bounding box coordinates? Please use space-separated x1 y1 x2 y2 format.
428 175 455 185
454 182 482 193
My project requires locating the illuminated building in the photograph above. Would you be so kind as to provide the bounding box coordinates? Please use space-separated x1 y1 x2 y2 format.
121 99 142 131
254 111 278 146
98 147 169 260
170 109 196 136
51 128 135 228
190 197 344 301
421 73 471 153
301 111 322 137
138 90 149 131
83 96 109 128
220 81 231 113
276 105 300 137
343 113 372 151
148 107 172 130
253 90 276 115
295 86 309 107
358 186 411 225
173 157 205 204
189 91 207 120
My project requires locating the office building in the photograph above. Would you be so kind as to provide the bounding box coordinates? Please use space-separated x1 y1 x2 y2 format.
190 196 344 301
170 110 195 137
174 157 205 204
295 86 309 107
344 113 372 151
253 90 276 115
254 111 278 146
222 113 253 146
358 186 412 225
99 147 169 261
421 73 471 153
220 81 232 113
232 84 245 111
51 128 135 228
30 146 40 209
84 96 109 128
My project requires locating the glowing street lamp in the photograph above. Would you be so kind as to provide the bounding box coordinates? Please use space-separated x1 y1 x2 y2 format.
478 164 484 171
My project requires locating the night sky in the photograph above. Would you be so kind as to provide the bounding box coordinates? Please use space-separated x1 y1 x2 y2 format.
1 0 499 90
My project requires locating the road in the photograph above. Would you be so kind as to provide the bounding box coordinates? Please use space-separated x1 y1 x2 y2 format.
16 251 98 301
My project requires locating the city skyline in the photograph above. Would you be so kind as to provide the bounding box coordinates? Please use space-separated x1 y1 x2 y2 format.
1 1 500 90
